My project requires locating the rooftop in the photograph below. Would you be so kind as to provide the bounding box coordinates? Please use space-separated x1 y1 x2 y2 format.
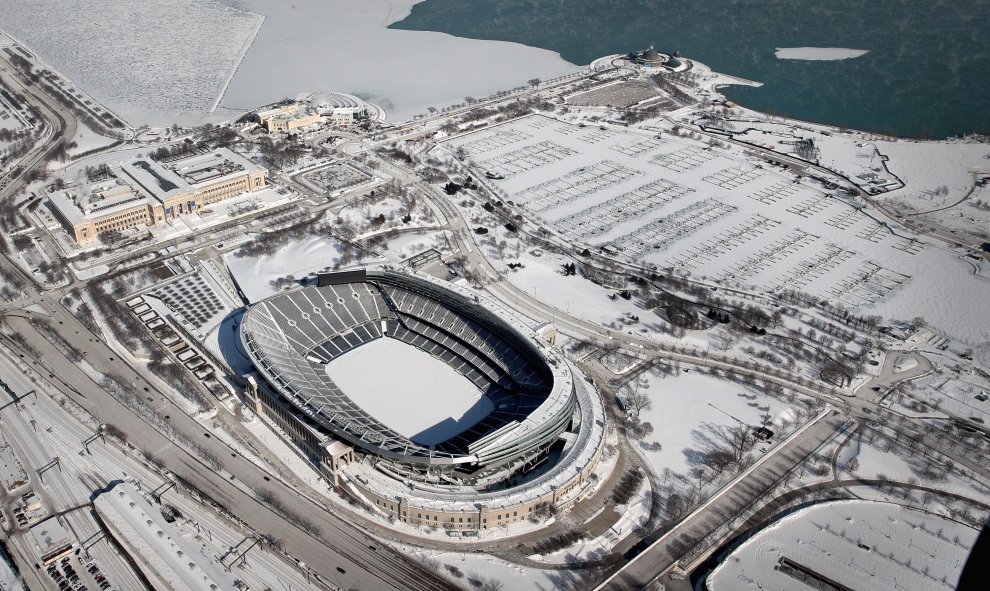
0 442 28 491
49 171 151 226
48 147 265 225
95 482 240 591
120 158 188 201
170 148 256 187
707 500 978 591
29 517 71 557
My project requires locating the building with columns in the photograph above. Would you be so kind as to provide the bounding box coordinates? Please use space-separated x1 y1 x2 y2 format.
49 147 267 244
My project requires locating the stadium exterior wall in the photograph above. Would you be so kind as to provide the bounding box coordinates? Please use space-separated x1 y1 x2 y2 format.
356 438 605 530
249 366 606 529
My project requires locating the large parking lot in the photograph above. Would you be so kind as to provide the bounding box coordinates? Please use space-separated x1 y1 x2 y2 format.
567 80 662 108
443 114 970 313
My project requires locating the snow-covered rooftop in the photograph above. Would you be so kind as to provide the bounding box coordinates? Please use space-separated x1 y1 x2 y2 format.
94 482 241 591
48 147 265 225
707 500 978 591
29 517 71 558
171 148 259 187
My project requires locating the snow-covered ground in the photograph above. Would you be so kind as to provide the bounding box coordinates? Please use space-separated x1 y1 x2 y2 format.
384 229 447 261
707 500 978 591
633 369 805 477
0 0 263 126
324 337 492 444
876 140 989 211
402 545 563 591
0 550 17 591
225 235 343 302
505 249 657 331
445 114 990 347
836 430 990 502
893 369 990 425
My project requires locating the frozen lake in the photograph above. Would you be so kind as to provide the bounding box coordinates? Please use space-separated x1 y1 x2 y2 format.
324 337 492 445
0 0 576 126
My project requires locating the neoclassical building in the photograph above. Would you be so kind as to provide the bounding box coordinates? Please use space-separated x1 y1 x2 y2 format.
50 148 266 244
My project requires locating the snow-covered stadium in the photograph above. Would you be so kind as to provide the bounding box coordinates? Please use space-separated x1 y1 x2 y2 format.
239 268 607 530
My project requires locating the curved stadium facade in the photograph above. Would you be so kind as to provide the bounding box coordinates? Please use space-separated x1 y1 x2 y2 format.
240 269 607 530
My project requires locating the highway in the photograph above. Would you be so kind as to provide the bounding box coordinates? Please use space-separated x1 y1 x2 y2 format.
1 305 457 591
0 53 77 202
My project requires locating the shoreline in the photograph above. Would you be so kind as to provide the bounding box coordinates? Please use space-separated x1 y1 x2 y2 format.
389 0 988 141
211 9 266 114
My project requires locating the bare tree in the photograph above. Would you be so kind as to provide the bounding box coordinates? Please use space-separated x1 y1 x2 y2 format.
623 390 652 419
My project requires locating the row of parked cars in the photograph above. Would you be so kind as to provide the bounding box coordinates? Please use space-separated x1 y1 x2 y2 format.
46 555 112 591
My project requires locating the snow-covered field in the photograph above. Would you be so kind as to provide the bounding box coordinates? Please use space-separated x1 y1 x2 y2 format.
633 369 804 477
888 365 990 426
707 500 978 591
0 0 263 126
446 114 990 346
225 235 342 302
874 140 990 240
404 546 563 591
324 337 492 444
836 430 990 501
384 229 447 261
505 249 656 331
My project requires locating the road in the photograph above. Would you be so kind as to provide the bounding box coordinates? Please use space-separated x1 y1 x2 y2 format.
0 62 459 591
0 53 77 202
0 344 331 591
856 349 933 403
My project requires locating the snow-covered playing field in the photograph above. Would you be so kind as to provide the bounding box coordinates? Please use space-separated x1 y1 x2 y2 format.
446 114 990 346
324 337 491 444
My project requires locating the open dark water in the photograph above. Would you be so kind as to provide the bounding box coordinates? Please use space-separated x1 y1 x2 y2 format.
392 0 990 138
